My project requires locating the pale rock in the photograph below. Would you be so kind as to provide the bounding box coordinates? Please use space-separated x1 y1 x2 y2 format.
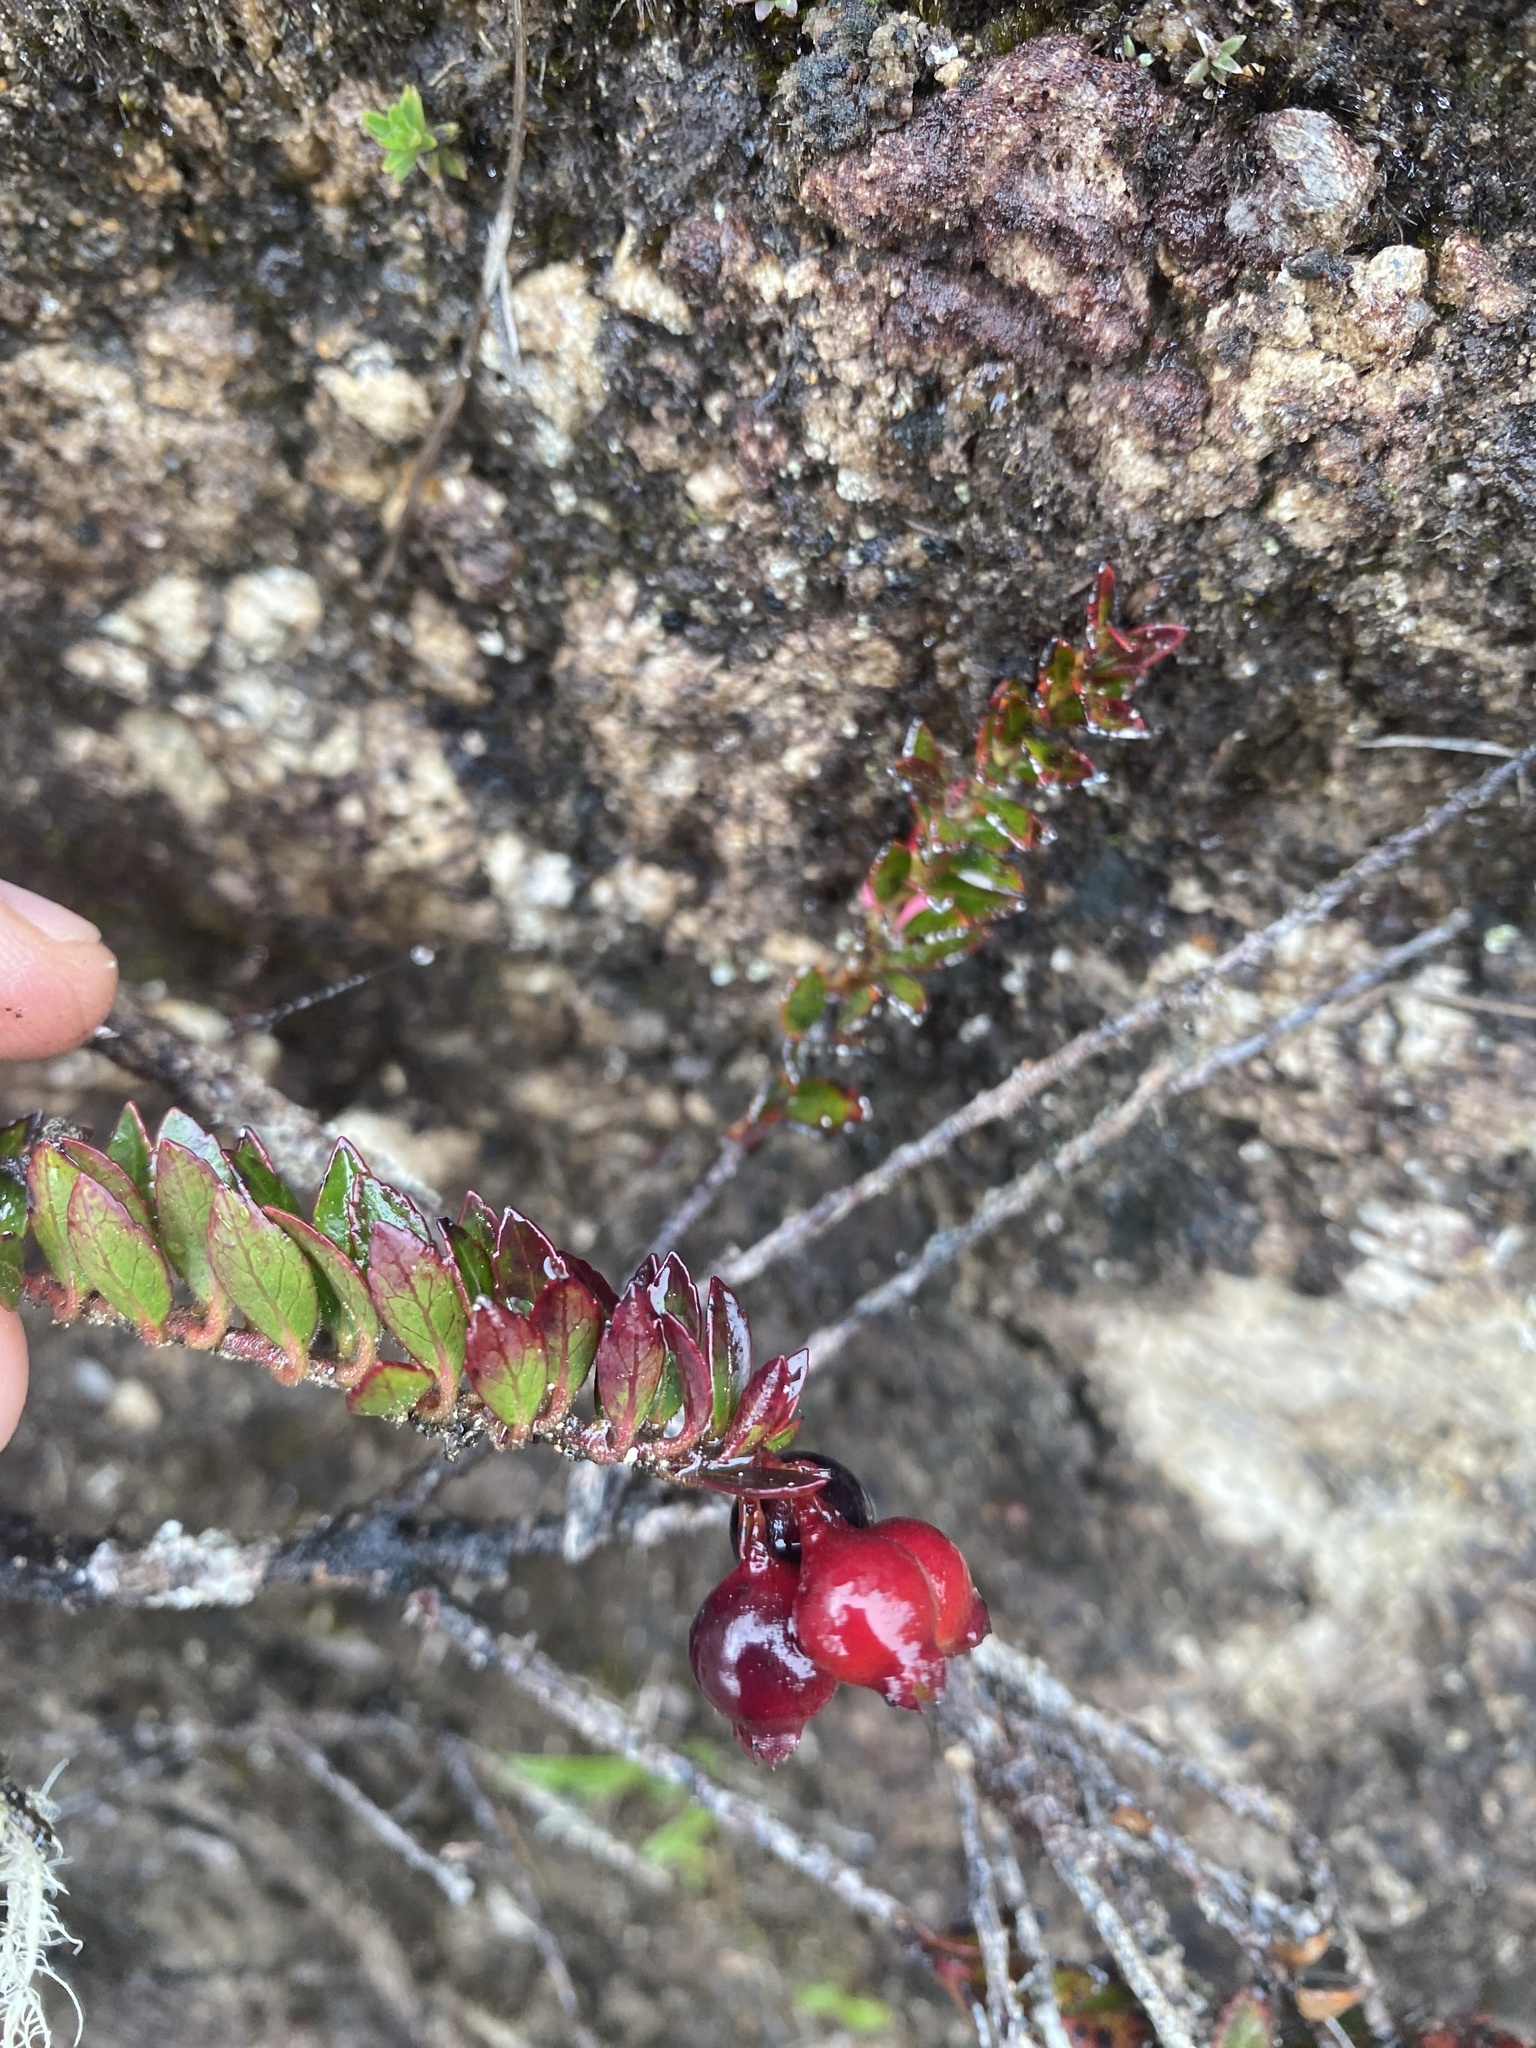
116 708 229 825
138 298 251 416
483 829 578 948
99 570 218 671
63 638 154 703
1434 232 1527 322
590 856 692 927
318 345 434 445
407 589 489 705
1225 109 1376 260
683 461 742 515
220 566 324 666
600 226 694 336
491 262 608 468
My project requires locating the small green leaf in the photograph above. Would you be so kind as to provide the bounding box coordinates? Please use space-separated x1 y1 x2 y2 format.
866 841 912 906
456 1191 498 1252
782 966 828 1037
347 1359 434 1418
154 1139 230 1321
642 1805 713 1885
27 1144 83 1295
794 1983 893 2034
58 1139 154 1233
495 1207 559 1308
705 1277 751 1434
365 1220 466 1392
349 1170 433 1258
533 1276 603 1422
881 970 928 1020
65 1172 173 1341
497 1754 668 1802
0 1236 22 1313
232 1130 299 1214
1211 1992 1272 2048
107 1103 154 1207
313 1138 366 1257
784 1078 865 1131
157 1108 235 1184
464 1298 546 1432
268 1210 379 1368
0 1117 32 1163
835 980 879 1033
0 1160 26 1241
446 1219 496 1304
207 1183 319 1380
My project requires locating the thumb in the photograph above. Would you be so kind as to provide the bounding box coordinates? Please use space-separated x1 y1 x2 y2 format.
0 1305 28 1452
0 879 119 1060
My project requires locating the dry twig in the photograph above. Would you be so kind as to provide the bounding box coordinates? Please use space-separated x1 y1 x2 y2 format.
804 913 1466 1369
717 745 1532 1287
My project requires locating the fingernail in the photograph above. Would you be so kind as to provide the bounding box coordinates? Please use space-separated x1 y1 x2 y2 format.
0 878 102 943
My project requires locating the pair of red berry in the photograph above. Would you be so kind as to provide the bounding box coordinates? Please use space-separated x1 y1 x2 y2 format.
689 1458 990 1764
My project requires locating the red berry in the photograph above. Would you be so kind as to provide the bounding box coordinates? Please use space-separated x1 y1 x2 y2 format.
689 1541 838 1765
873 1517 990 1655
792 1506 947 1710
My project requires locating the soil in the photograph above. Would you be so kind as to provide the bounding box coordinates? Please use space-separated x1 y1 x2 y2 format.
2 0 1536 2039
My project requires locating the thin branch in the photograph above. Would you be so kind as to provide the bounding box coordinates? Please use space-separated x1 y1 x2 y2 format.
1405 987 1536 1024
411 1592 934 1949
265 1728 474 1907
373 0 528 588
441 1738 602 2048
946 1742 1032 2048
93 996 443 1209
720 745 1533 1289
804 914 1466 1369
1353 736 1518 758
984 1818 1075 2048
646 1133 751 1261
476 1752 672 1894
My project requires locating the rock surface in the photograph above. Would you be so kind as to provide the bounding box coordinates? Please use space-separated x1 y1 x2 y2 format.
2 0 1536 2036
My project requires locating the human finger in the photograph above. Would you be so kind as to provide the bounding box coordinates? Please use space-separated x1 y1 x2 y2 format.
0 1304 28 1452
0 878 119 1060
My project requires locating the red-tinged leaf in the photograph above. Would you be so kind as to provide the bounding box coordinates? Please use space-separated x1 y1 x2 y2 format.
784 1078 866 1132
232 1129 299 1214
207 1183 319 1382
66 1171 173 1340
456 1190 498 1251
659 1311 712 1448
561 1252 618 1315
349 1170 432 1257
1211 1992 1272 2048
268 1210 379 1369
649 1251 701 1342
881 970 928 1021
27 1144 82 1298
0 1237 21 1314
366 1220 467 1394
154 1140 230 1323
57 1139 154 1233
533 1276 603 1421
464 1297 546 1433
0 1116 35 1164
495 1206 560 1307
347 1359 434 1419
835 980 879 1034
446 1219 496 1304
593 1281 667 1453
312 1137 367 1257
690 1461 831 1498
706 1277 752 1435
781 966 827 1038
106 1102 154 1207
157 1108 235 1184
864 840 912 907
720 1349 808 1460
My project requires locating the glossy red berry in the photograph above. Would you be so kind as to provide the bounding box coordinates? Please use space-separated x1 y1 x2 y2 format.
689 1531 838 1765
791 1504 947 1710
873 1517 991 1656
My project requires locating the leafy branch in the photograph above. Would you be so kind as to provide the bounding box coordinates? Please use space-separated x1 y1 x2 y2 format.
0 1107 808 1484
759 566 1185 1140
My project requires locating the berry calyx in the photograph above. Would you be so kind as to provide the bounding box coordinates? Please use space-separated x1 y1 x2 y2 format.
872 1517 991 1656
791 1502 947 1710
730 1453 875 1567
688 1515 839 1764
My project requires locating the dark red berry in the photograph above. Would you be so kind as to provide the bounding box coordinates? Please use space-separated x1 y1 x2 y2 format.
689 1532 838 1764
791 1503 946 1710
873 1517 990 1656
730 1454 875 1566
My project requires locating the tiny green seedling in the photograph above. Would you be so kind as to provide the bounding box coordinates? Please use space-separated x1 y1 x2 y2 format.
361 86 466 183
1120 33 1155 66
1184 30 1246 90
